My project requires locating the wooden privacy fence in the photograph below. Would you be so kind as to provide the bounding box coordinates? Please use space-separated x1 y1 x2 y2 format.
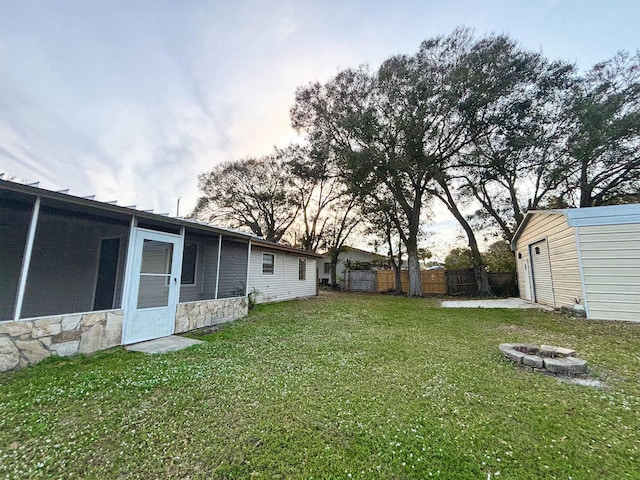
342 270 378 292
376 269 447 294
342 268 515 296
445 268 518 297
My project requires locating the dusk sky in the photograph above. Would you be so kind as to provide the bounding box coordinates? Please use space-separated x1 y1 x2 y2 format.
0 0 638 256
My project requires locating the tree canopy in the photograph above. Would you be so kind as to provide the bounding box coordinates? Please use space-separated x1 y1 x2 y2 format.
193 28 639 297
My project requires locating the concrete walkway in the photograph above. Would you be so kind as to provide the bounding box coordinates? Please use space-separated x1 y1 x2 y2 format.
125 335 204 354
441 298 553 310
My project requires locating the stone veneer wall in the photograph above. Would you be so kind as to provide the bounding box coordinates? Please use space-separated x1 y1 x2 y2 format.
174 297 248 334
0 298 249 373
0 310 123 372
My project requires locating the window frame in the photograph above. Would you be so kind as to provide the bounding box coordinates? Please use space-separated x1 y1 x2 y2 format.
298 257 307 281
262 252 275 275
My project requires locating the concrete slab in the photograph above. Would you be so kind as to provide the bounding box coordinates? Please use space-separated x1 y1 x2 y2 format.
125 335 204 354
441 298 553 310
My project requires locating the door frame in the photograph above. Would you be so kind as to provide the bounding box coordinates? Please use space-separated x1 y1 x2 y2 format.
122 226 184 344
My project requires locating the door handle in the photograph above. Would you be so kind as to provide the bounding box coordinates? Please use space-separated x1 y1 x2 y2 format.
174 277 177 284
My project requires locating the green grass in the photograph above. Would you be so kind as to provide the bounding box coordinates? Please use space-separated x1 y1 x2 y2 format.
1 293 639 479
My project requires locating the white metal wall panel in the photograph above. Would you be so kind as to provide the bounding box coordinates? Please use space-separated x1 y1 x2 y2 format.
514 213 582 308
577 223 640 322
530 239 555 306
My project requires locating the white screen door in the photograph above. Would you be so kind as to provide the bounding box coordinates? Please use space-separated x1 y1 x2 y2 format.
123 228 183 344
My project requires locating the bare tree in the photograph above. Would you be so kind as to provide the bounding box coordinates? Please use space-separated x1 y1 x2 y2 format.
192 153 299 242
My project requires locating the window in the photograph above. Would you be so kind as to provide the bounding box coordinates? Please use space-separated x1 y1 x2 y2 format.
262 253 275 275
324 262 331 274
181 241 198 284
299 258 307 281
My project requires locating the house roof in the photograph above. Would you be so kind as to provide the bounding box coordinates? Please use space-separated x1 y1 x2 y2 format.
319 245 386 260
0 177 324 258
511 203 640 250
1 177 252 241
251 238 324 258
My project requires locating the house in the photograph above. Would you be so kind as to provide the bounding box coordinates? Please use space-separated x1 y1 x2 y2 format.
511 204 640 321
249 239 321 304
318 246 387 286
0 178 318 372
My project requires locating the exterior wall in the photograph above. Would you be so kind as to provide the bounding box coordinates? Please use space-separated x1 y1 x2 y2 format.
0 310 124 372
318 249 385 283
174 297 248 333
249 247 317 304
319 260 332 283
515 213 582 308
576 223 640 322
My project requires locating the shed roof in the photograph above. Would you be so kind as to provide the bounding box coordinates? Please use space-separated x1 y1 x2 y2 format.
511 203 640 249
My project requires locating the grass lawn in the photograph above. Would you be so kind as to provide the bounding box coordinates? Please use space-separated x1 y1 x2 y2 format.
1 293 639 479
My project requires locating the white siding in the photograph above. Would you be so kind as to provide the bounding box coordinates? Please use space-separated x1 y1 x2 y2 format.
514 213 582 308
577 223 640 322
249 247 317 304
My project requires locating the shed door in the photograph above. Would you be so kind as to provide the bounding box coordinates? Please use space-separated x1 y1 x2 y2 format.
123 229 182 344
530 239 554 306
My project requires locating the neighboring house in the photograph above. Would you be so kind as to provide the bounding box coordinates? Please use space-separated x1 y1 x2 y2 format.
511 204 640 322
249 239 321 304
318 246 387 285
0 178 318 372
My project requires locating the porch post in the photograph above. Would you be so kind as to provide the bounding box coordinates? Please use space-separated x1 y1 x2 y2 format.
245 240 252 296
120 215 138 317
214 234 222 299
14 196 41 321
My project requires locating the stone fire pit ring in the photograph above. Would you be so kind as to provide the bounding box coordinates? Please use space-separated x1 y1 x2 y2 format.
499 343 588 376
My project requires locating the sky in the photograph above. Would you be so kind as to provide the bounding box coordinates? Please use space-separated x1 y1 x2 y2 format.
0 0 638 258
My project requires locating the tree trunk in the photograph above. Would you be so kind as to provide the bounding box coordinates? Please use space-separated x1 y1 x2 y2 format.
468 234 492 296
434 179 492 295
393 264 403 294
387 235 403 294
329 249 340 289
406 241 422 297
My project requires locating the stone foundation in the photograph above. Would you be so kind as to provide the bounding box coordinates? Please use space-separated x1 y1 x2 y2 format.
0 310 124 372
1 298 249 373
175 297 248 333
499 343 588 376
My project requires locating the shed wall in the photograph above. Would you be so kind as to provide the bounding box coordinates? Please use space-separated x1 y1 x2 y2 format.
577 223 640 322
249 247 317 304
514 213 582 308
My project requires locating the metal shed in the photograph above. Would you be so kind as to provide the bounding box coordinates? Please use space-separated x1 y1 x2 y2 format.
511 204 640 322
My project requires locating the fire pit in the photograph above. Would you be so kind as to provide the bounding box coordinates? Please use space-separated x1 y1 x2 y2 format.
499 343 588 376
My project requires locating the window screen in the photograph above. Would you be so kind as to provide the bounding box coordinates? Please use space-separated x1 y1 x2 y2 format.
181 241 197 284
0 198 35 321
21 206 129 319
